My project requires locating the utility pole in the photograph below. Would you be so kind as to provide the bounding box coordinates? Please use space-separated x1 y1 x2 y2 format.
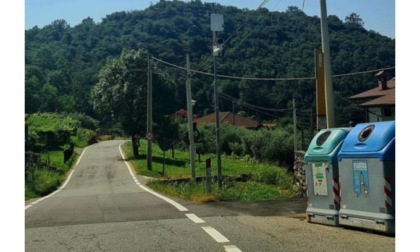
211 14 223 188
315 49 326 131
319 0 335 128
146 54 153 170
186 53 196 180
293 98 297 152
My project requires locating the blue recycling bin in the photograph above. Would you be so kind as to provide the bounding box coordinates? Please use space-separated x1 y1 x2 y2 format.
337 121 395 234
304 128 350 226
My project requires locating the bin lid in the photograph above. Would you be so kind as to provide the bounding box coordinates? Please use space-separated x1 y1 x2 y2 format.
305 128 350 157
340 121 395 153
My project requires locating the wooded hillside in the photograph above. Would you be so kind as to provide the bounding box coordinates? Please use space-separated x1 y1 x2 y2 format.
25 0 395 127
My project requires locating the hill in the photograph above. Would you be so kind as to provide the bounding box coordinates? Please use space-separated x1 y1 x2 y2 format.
25 0 395 127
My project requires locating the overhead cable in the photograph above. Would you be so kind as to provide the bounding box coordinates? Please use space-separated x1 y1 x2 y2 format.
152 56 395 82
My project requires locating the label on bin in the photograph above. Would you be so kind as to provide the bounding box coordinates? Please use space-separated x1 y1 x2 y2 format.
312 162 328 196
353 160 369 198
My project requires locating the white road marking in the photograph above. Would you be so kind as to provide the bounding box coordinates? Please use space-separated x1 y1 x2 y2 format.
224 245 242 252
186 213 205 223
25 147 89 210
202 226 230 243
118 143 241 250
119 143 188 212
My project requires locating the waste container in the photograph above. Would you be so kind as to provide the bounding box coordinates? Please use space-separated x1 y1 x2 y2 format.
337 121 395 234
304 128 350 226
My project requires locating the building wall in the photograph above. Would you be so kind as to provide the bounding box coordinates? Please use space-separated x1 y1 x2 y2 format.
368 107 395 122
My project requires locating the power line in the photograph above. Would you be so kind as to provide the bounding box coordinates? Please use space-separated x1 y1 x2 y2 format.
153 56 314 81
189 76 289 119
153 56 395 82
332 67 395 78
220 92 293 112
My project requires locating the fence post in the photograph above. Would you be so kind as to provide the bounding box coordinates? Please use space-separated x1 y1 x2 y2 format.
206 158 212 194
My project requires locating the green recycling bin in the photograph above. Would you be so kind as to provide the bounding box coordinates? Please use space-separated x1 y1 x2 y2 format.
338 121 395 234
304 128 350 226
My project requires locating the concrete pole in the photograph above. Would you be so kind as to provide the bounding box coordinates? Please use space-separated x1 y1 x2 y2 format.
293 98 297 152
186 54 196 180
320 0 335 128
147 54 153 170
213 31 222 188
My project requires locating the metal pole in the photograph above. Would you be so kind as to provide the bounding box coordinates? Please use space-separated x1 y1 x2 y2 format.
213 31 222 188
147 54 153 170
186 54 196 180
206 158 212 194
320 0 335 128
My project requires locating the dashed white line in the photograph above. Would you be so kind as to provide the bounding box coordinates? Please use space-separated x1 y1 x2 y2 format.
224 245 242 252
118 143 241 251
202 226 230 243
186 213 205 223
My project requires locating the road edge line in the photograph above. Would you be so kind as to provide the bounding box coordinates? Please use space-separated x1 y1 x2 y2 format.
118 143 188 212
25 146 89 210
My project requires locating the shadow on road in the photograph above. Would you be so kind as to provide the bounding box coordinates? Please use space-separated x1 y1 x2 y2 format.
203 197 307 217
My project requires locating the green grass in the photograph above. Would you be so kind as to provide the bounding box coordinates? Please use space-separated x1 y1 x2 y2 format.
123 140 295 202
26 139 295 202
25 150 78 200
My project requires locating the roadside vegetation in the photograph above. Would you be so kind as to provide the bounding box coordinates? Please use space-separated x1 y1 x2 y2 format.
25 113 100 200
122 133 296 203
25 113 297 203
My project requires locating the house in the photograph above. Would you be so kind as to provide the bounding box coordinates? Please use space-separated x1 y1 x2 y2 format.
349 71 395 122
194 111 260 129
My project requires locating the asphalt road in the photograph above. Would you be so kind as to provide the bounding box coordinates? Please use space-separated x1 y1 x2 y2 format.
25 140 395 252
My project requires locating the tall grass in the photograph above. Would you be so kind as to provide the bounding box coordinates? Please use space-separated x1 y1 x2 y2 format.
25 150 77 200
123 140 295 202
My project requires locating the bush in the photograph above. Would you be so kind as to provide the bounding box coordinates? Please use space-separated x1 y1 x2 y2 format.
174 124 189 151
261 126 294 166
31 170 61 196
252 168 293 188
97 135 113 141
196 124 217 153
173 122 295 168
249 130 271 161
68 113 99 130
220 125 244 155
71 128 97 147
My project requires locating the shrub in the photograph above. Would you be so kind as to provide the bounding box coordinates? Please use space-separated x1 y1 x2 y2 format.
71 128 97 147
31 170 61 196
249 130 271 161
67 113 99 130
220 125 244 155
196 124 217 153
98 135 113 141
172 122 295 168
261 126 294 166
253 167 293 188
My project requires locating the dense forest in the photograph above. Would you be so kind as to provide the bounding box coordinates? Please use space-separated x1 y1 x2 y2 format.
25 0 395 130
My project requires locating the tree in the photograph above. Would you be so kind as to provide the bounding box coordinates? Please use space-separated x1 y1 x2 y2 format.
25 1 395 129
345 13 365 27
91 49 177 157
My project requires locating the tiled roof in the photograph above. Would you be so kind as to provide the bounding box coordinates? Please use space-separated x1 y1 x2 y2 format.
195 112 259 128
349 78 395 107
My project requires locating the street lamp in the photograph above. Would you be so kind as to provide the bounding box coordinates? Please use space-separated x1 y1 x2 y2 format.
211 14 224 188
186 54 196 180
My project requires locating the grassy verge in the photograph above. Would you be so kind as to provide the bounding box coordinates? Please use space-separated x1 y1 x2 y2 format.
25 150 78 200
122 140 295 202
